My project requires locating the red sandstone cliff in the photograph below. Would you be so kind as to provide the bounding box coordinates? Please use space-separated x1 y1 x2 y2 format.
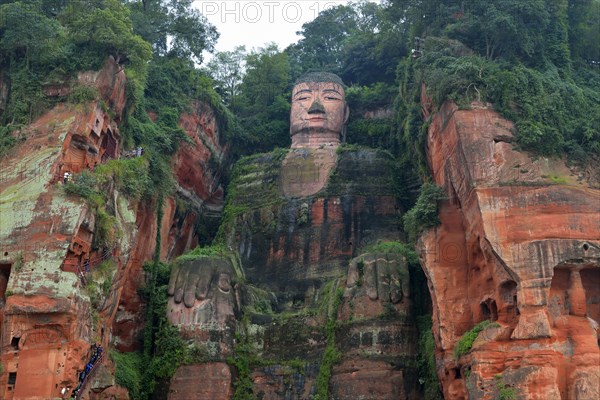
0 57 227 398
3 53 598 400
113 99 227 352
420 98 600 399
0 57 133 399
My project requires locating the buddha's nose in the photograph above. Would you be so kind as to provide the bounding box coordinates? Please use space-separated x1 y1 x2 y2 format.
308 100 325 114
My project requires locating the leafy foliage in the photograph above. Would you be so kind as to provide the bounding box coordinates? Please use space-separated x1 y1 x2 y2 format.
453 320 496 358
86 259 117 307
112 350 144 399
0 125 19 157
64 170 124 250
344 82 397 148
94 208 121 251
362 241 419 265
127 0 218 64
228 44 291 155
315 285 343 400
287 1 405 85
95 157 152 202
64 0 152 74
175 243 230 262
0 0 65 69
0 0 152 155
394 0 600 161
417 315 443 400
413 36 600 158
68 85 99 104
228 334 256 400
64 170 98 200
205 46 247 104
494 374 518 400
403 183 447 242
134 260 188 399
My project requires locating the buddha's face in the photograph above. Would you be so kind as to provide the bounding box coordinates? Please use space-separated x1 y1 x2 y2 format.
290 81 349 140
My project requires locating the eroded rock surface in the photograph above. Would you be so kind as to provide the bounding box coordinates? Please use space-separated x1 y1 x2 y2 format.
0 56 227 398
166 147 422 399
113 98 226 352
0 57 136 399
421 100 600 399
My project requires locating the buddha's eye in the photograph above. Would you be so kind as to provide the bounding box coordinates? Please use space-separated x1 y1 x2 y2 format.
297 96 310 101
324 96 341 101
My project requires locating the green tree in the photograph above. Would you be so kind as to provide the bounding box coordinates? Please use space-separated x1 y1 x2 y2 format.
445 0 550 64
233 44 291 154
287 4 359 76
63 0 152 74
568 0 600 65
0 0 64 69
287 1 406 85
341 1 407 85
126 0 218 64
239 44 289 108
205 46 247 104
383 0 457 39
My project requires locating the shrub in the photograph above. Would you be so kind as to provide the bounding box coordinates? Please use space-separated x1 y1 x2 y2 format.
498 386 518 400
86 259 117 307
64 170 98 201
494 374 518 400
417 315 443 400
413 38 600 159
0 125 18 158
362 241 419 265
68 85 98 103
228 337 255 400
148 322 187 380
94 208 120 250
403 183 447 242
112 350 143 399
453 320 495 358
95 157 151 202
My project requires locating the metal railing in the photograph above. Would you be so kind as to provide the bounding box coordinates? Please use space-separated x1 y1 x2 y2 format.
63 249 112 285
71 349 105 400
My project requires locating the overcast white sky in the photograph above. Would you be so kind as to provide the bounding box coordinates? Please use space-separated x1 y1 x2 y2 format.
194 1 379 57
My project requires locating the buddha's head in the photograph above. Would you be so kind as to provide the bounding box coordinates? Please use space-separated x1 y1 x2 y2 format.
290 72 349 148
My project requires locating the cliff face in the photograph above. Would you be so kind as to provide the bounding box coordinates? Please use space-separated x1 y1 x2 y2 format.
0 58 226 398
166 148 422 400
421 99 600 399
0 57 133 399
113 99 226 352
3 56 598 400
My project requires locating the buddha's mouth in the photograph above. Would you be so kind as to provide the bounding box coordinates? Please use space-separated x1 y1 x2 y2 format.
308 117 326 121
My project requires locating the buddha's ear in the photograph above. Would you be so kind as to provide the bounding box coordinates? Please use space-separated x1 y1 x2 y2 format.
344 103 350 124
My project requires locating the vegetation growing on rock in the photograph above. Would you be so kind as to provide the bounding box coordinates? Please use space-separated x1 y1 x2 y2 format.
453 320 498 359
2 1 599 399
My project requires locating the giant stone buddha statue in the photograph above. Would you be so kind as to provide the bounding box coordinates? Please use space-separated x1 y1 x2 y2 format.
166 72 418 400
289 72 349 149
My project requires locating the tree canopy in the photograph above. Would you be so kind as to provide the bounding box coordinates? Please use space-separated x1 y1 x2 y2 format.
126 0 218 64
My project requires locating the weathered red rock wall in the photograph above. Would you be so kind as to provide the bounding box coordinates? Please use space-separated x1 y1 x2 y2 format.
0 55 228 398
0 57 134 399
168 363 233 400
112 100 226 352
421 99 600 399
165 148 421 399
